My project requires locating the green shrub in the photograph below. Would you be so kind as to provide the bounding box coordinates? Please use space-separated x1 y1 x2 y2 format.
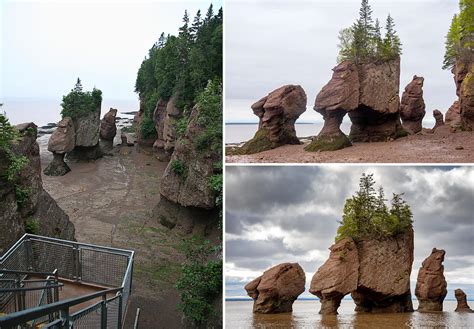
175 238 222 326
61 78 102 119
140 116 157 139
25 218 40 234
171 159 187 180
0 114 29 182
15 186 31 209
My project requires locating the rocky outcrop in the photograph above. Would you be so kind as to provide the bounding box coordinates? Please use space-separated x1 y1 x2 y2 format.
69 103 102 160
305 62 355 151
236 85 307 154
160 105 219 209
311 229 414 314
400 76 426 134
0 123 75 253
452 62 474 130
100 108 117 141
309 238 358 314
153 99 167 150
352 229 414 313
44 117 75 176
445 100 462 130
245 263 305 313
415 248 447 312
432 110 444 131
163 95 183 154
454 289 473 312
348 58 404 142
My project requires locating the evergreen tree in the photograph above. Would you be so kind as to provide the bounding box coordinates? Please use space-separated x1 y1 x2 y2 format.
158 32 166 48
74 78 83 93
191 10 202 37
374 18 383 55
382 14 402 60
205 4 214 22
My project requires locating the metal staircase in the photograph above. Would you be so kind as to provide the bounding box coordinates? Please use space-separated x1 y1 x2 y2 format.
0 234 134 329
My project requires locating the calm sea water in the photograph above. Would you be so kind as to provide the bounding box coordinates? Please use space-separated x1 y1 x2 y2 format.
226 300 474 328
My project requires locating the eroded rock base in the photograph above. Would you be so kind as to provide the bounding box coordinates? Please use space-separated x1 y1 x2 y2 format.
417 300 444 312
352 290 414 313
67 144 103 161
319 295 344 315
305 134 351 152
43 153 71 176
349 108 407 142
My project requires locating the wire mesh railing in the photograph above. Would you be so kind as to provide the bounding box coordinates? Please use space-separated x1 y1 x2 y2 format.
0 234 134 328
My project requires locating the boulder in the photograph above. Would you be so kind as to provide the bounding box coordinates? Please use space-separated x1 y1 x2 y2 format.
0 123 75 253
69 103 102 160
309 238 358 314
236 85 307 154
454 289 473 312
445 100 462 130
163 95 183 154
400 76 426 134
100 108 117 141
245 263 305 313
120 132 134 147
43 153 70 176
153 99 168 150
160 105 219 209
415 248 447 312
47 117 75 154
305 62 355 152
432 110 444 131
352 229 414 313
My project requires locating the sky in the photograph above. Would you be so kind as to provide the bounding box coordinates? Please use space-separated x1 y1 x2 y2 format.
1 0 222 102
225 0 460 123
225 166 474 301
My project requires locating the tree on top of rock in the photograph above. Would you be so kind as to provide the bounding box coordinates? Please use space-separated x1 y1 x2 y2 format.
443 0 474 69
337 0 402 63
61 78 102 119
336 173 413 242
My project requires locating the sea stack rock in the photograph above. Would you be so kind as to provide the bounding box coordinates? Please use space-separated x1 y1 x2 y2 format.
415 248 447 312
400 75 426 134
153 98 168 151
348 58 404 142
432 110 445 131
100 108 117 141
309 238 358 314
69 101 102 160
352 228 414 313
163 95 183 154
445 100 462 130
236 85 307 154
455 289 473 312
245 263 305 314
305 62 355 152
452 62 474 130
44 117 75 176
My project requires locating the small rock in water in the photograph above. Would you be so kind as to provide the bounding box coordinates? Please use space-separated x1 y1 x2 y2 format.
455 146 464 150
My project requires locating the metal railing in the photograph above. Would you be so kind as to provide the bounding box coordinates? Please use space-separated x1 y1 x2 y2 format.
0 234 134 328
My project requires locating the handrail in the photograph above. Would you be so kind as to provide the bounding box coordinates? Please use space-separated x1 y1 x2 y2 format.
0 287 122 327
0 283 63 293
0 269 58 277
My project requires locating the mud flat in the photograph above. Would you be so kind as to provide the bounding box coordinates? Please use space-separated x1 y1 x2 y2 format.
226 131 474 163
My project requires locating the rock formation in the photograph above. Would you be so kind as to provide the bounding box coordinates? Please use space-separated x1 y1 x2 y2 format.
415 248 447 312
0 123 75 253
400 76 426 134
68 103 102 160
432 110 444 131
245 263 305 313
305 62 355 152
452 62 474 130
44 117 75 176
100 108 117 141
163 95 183 154
454 289 473 312
236 85 307 154
445 100 462 130
152 98 167 151
309 238 358 314
311 229 414 314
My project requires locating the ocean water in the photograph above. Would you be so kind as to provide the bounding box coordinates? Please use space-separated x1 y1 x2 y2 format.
1 98 139 127
226 300 474 328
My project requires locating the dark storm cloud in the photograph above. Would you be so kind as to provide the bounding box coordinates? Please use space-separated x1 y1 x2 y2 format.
225 166 474 298
226 0 459 121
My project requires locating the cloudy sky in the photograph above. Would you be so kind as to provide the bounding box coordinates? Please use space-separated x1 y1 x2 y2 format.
1 0 221 101
225 0 459 123
225 166 474 301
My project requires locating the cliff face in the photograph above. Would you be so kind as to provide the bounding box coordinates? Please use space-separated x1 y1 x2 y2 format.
452 61 474 131
0 123 75 253
310 229 414 314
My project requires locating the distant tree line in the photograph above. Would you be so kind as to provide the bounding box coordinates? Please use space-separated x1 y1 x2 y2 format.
135 4 222 139
336 173 413 242
443 0 474 70
338 0 402 63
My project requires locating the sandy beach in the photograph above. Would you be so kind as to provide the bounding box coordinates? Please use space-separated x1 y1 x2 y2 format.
226 130 474 163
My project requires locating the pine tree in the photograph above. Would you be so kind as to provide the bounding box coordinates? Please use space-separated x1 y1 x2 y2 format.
74 78 83 93
382 14 402 60
205 4 214 22
158 32 166 48
374 18 383 55
191 10 202 37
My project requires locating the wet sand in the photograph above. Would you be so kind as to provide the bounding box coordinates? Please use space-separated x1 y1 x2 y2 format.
40 137 187 328
226 130 474 163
